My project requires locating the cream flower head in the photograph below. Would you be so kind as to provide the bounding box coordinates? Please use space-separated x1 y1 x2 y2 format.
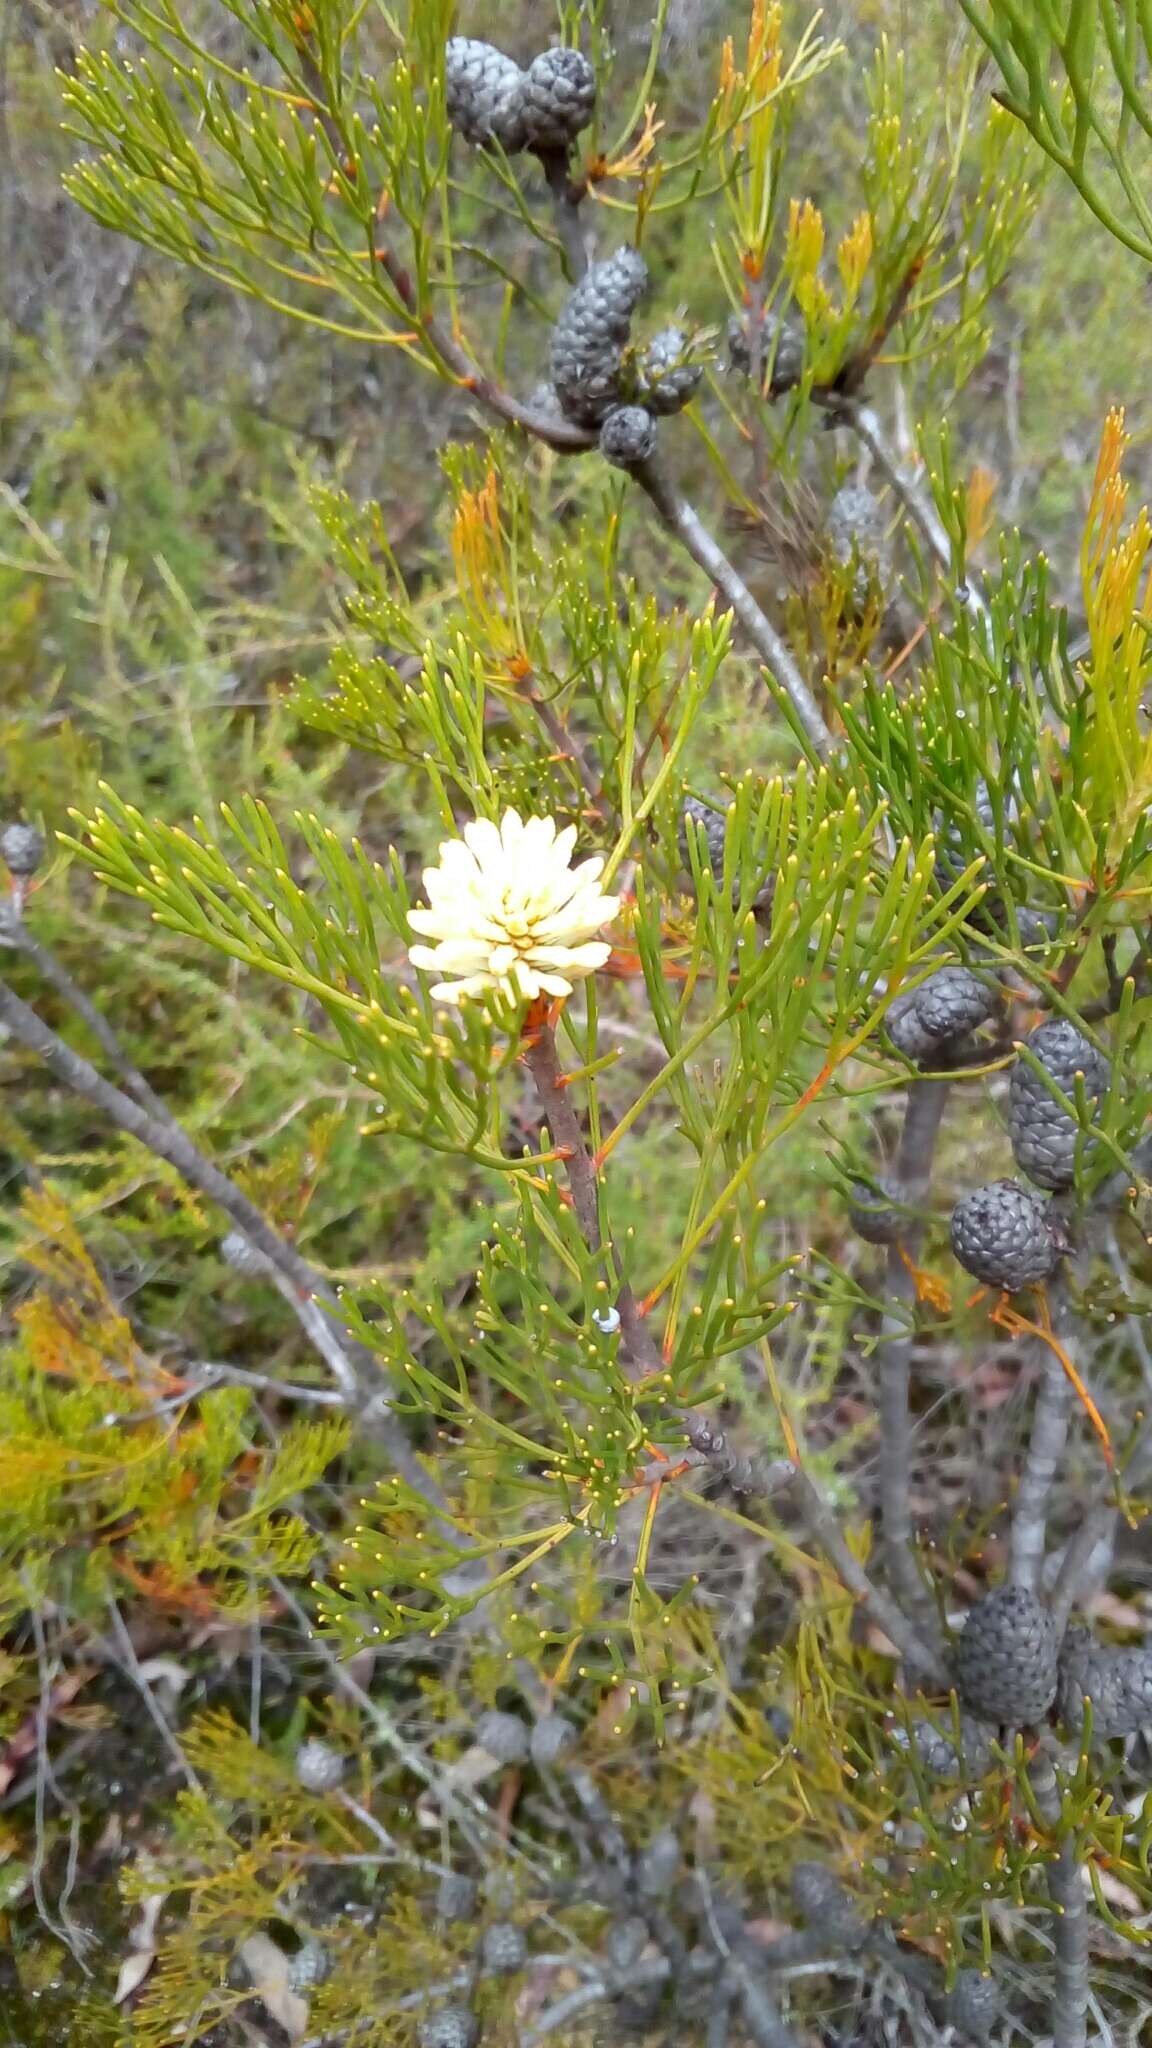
408 808 619 1004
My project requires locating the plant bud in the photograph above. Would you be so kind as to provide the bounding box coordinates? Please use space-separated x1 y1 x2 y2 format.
727 308 804 394
1057 1624 1152 1740
444 37 527 151
886 965 998 1062
635 326 703 415
847 1174 906 1246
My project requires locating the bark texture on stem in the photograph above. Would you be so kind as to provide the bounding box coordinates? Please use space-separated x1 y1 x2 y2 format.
538 148 589 282
2 903 173 1124
1009 1286 1079 1597
874 1077 949 1639
1029 1748 1089 2048
632 453 833 758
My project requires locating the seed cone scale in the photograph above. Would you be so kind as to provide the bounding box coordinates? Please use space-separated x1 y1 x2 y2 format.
955 1585 1059 1725
949 1178 1062 1291
550 246 649 424
1008 1018 1110 1190
1057 1625 1152 1739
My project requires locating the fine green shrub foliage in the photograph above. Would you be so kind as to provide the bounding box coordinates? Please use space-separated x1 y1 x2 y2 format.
2 1 1152 2043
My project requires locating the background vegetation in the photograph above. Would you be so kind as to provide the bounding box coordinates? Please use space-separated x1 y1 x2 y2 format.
4 0 1152 2042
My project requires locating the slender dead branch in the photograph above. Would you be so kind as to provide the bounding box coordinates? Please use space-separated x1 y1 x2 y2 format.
845 401 989 627
874 1078 949 1639
1 900 173 1122
0 969 443 1510
632 452 833 757
788 1466 948 1685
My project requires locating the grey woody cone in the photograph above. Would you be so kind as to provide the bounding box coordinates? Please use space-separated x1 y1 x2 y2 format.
529 1712 577 1767
934 776 1018 895
635 326 703 415
727 308 804 395
886 965 998 1062
480 1922 528 1974
475 1708 530 1764
521 47 596 150
436 1872 479 1922
827 483 889 612
949 1179 1063 1291
550 246 649 424
636 1825 681 1899
680 795 728 881
955 1585 1059 1725
295 1737 345 1792
944 1969 999 2043
600 405 657 468
444 37 527 151
848 1174 906 1246
1057 1625 1152 1740
603 1916 649 1974
789 1862 867 1949
1008 1018 1110 1190
420 2008 478 2048
287 1939 332 1991
899 1712 993 1780
0 822 46 877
